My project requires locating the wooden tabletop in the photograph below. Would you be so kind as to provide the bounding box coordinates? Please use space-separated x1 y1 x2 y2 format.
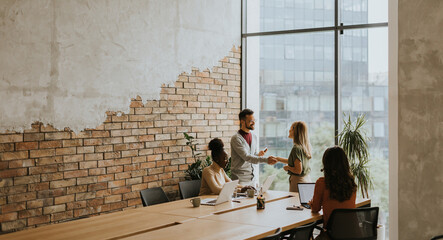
119 218 278 240
0 191 370 240
0 211 190 240
140 190 293 218
203 197 371 233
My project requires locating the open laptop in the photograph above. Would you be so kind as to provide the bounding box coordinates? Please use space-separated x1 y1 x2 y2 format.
298 183 315 209
201 180 239 206
260 174 277 194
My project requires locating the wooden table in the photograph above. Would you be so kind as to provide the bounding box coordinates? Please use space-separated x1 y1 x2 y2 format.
0 191 291 240
120 218 278 240
0 191 369 240
141 190 292 218
203 197 371 233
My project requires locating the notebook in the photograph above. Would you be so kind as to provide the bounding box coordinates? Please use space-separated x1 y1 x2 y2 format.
201 180 239 206
297 182 315 209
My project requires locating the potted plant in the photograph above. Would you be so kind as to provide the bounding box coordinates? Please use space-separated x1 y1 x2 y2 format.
183 133 212 180
337 114 373 198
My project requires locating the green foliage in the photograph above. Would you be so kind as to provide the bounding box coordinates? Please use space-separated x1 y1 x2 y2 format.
184 133 212 180
224 157 232 178
338 114 373 198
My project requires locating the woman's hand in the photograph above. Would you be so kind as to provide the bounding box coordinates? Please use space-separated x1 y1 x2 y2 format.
283 165 289 171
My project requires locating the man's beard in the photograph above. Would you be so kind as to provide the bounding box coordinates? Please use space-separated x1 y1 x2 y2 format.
246 125 254 130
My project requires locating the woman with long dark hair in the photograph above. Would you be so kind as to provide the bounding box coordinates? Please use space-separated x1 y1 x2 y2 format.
309 146 357 239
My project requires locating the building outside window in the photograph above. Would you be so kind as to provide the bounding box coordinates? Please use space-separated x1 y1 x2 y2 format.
242 0 388 237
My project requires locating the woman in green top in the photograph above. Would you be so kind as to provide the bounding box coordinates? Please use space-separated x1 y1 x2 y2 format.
276 121 312 192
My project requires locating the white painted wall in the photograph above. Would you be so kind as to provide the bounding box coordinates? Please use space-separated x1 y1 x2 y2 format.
0 0 240 132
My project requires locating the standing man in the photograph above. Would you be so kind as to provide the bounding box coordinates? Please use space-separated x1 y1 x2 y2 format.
231 109 277 185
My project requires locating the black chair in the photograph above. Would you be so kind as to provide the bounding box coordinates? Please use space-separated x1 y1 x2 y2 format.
326 207 379 240
140 187 170 206
260 228 282 240
281 221 316 240
178 179 201 199
431 235 443 240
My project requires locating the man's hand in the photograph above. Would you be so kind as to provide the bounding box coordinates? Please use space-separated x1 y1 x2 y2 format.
267 156 277 165
258 150 265 156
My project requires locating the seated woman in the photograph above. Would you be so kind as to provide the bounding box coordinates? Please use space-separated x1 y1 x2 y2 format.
199 138 232 195
309 146 357 239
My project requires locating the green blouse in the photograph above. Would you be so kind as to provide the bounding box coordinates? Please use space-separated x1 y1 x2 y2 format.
287 145 311 176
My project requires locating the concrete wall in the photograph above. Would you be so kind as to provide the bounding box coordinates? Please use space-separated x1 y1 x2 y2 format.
0 0 240 132
398 0 443 239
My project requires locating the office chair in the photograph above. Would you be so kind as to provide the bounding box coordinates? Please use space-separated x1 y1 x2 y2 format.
140 187 170 206
260 228 282 240
178 180 201 199
281 221 316 240
431 235 443 240
326 207 379 240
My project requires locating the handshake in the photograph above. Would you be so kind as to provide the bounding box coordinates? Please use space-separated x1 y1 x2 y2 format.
258 148 278 165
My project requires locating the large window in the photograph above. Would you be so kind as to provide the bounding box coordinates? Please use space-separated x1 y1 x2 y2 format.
242 0 388 237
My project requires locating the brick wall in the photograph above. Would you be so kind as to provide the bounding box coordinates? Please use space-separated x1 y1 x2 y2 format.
0 47 241 232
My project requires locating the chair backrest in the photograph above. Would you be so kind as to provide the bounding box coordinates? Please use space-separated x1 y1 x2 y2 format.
282 221 316 240
431 235 443 240
326 207 379 240
140 187 169 207
260 228 282 240
178 180 201 199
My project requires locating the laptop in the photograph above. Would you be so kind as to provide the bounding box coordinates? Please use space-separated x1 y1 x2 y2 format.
201 180 239 206
297 183 315 209
260 174 277 194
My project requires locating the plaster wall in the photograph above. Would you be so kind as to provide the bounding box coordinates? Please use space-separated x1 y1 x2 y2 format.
398 0 443 239
0 0 240 132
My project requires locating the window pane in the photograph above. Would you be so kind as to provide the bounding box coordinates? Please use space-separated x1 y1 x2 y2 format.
340 0 388 25
340 27 389 237
246 32 335 191
244 0 335 33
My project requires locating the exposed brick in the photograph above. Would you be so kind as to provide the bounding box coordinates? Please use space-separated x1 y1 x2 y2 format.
37 189 66 198
56 147 76 155
79 161 98 169
0 143 14 152
0 134 23 143
26 199 44 209
89 168 106 176
77 176 97 185
30 149 55 158
28 182 50 192
9 159 35 168
1 219 26 231
14 175 40 185
104 195 122 204
45 132 71 140
28 215 51 226
50 179 76 189
67 185 88 194
54 195 75 204
64 170 88 179
29 165 57 175
8 192 37 203
108 180 125 188
15 142 38 150
51 211 74 222
18 208 42 219
36 156 63 165
1 212 18 222
0 151 28 161
2 202 26 213
0 168 27 178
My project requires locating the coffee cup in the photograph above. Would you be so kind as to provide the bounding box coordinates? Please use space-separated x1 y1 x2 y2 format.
190 197 201 207
247 189 255 198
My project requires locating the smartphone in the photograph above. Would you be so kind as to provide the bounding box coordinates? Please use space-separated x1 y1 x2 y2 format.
286 206 303 210
263 147 268 153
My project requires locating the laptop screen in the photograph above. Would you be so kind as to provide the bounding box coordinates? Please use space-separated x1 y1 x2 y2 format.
298 183 315 204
